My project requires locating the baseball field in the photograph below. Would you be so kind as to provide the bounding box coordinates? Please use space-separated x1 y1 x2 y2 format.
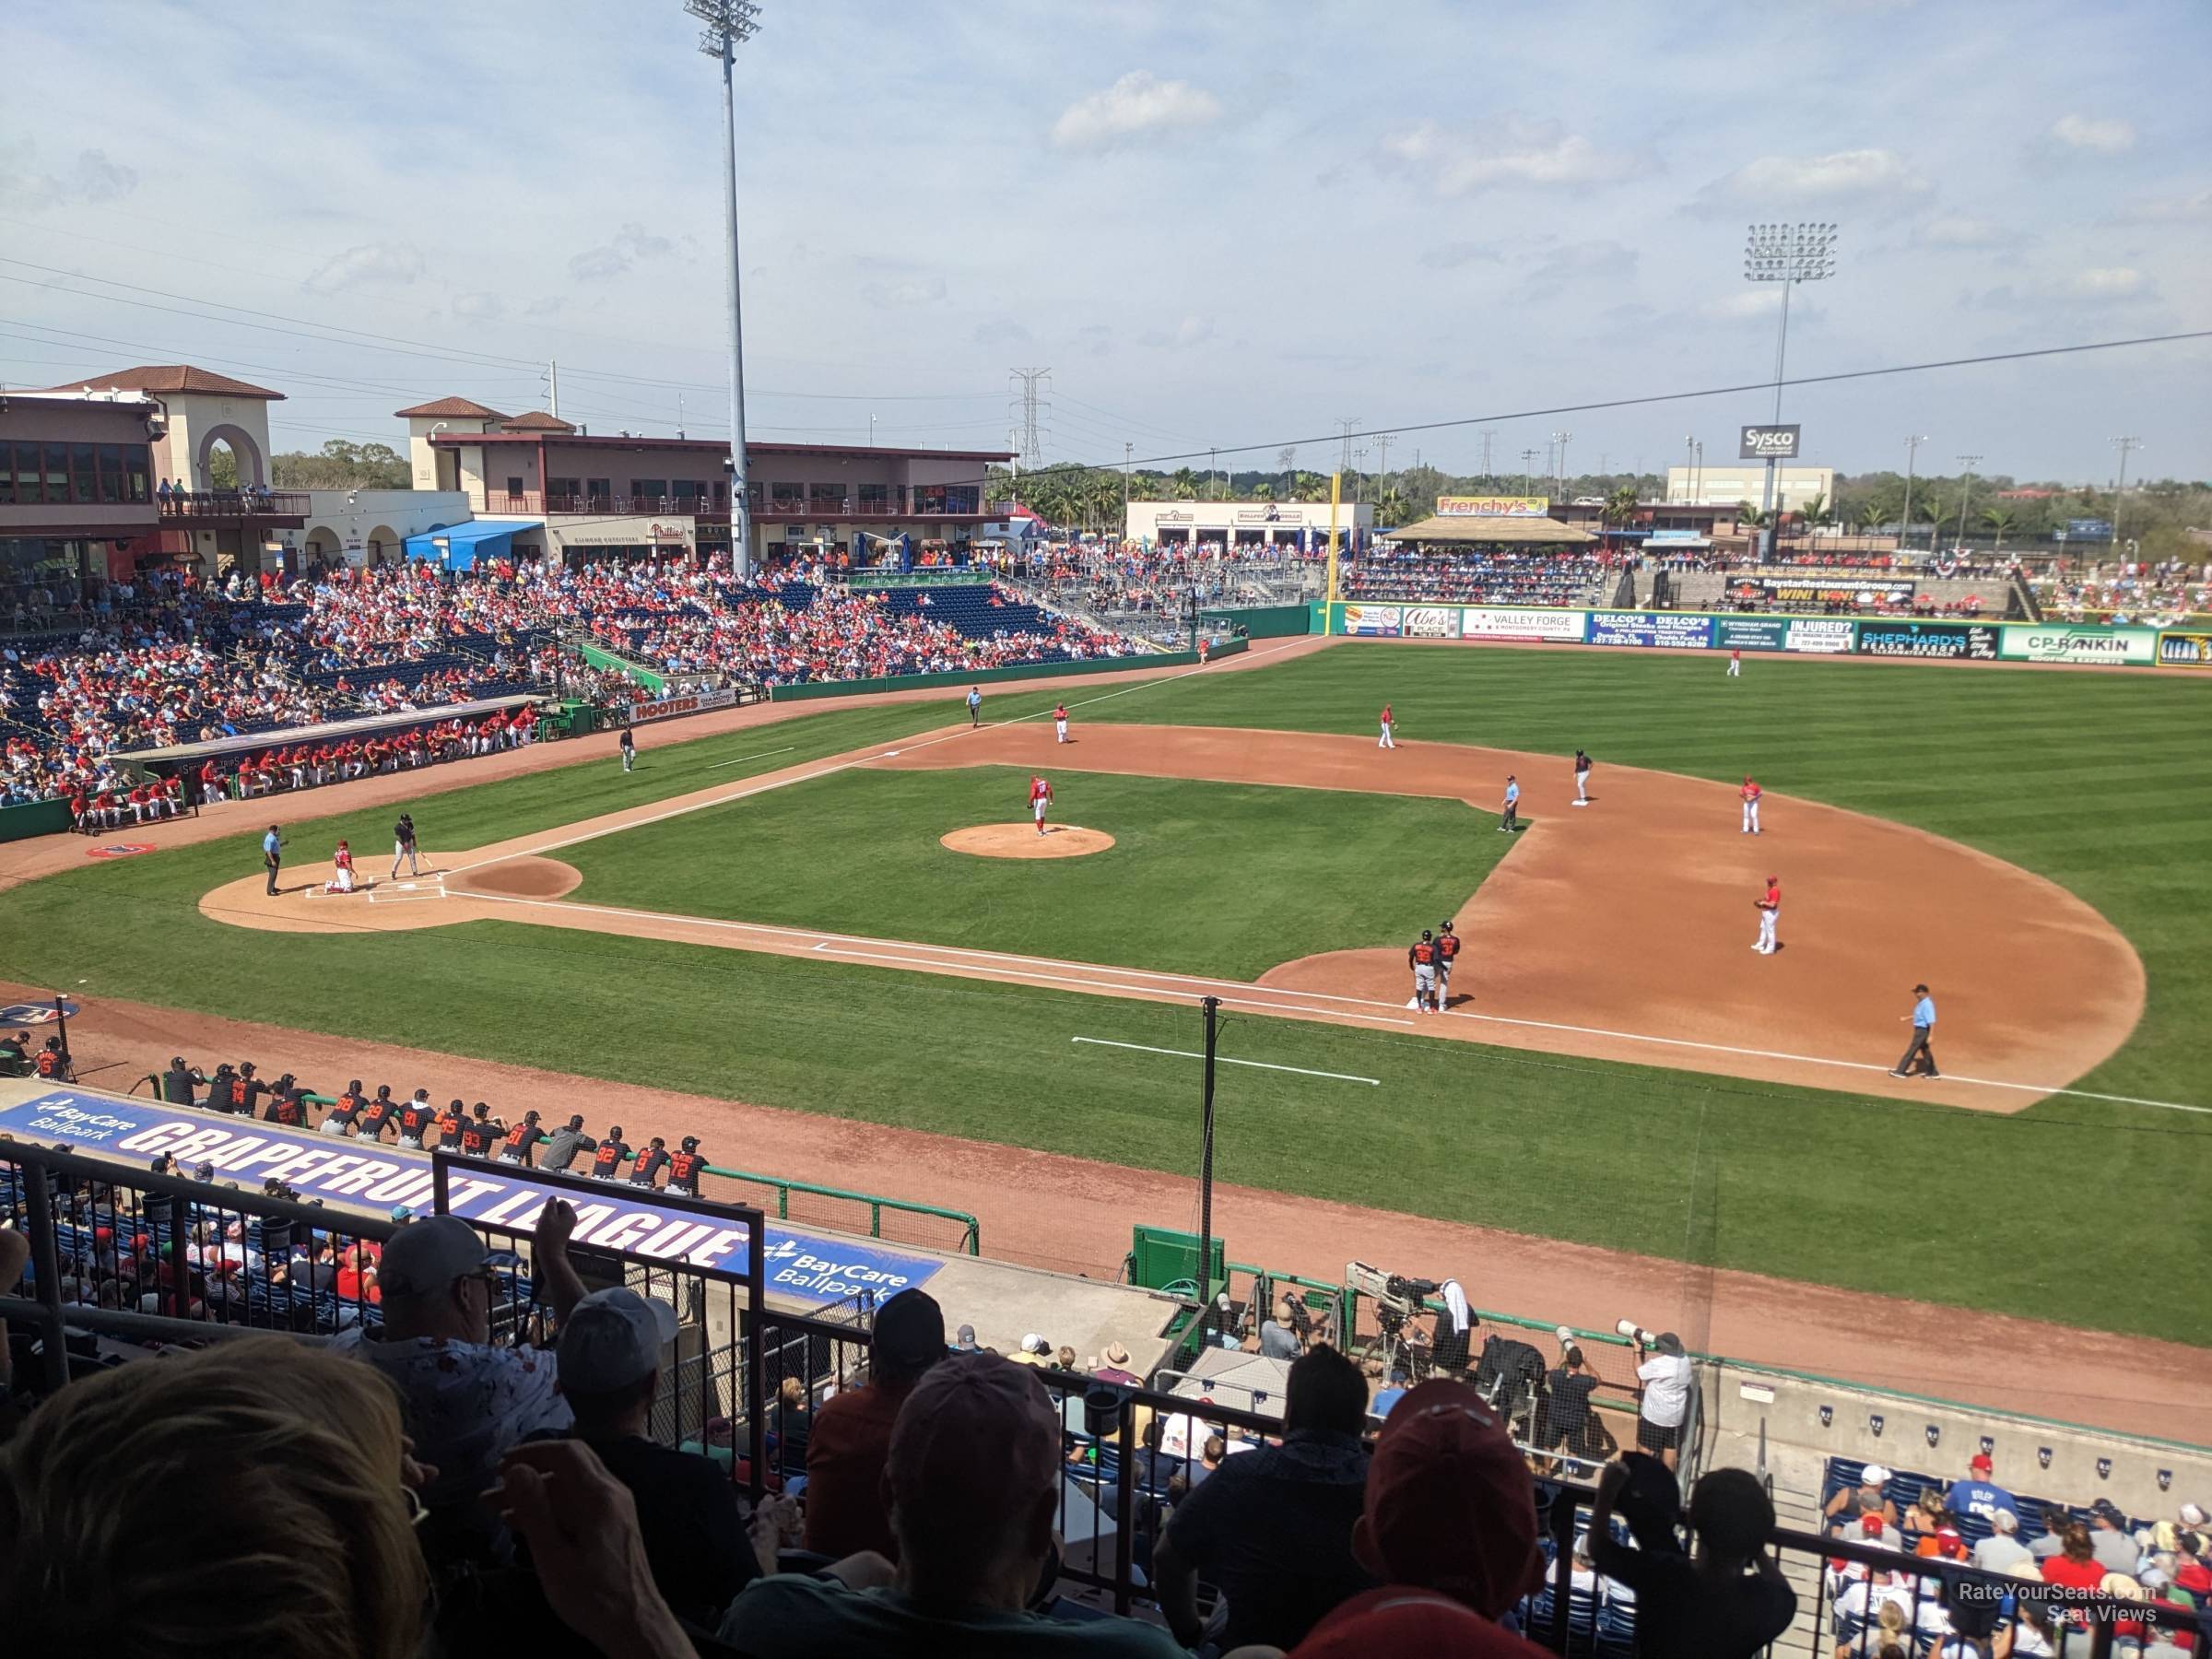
4 639 2208 1365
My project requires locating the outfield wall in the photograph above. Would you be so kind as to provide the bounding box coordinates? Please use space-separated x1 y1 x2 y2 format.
763 636 1249 703
1318 602 2212 670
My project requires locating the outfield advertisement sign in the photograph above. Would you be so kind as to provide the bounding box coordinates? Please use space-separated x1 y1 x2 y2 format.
2000 625 2158 665
1400 605 1462 639
2158 631 2212 667
1435 496 1548 517
1340 605 1403 637
0 1092 942 1305
1712 616 1857 653
1739 575 1914 607
1856 620 2000 660
1588 611 1714 650
1457 606 1586 642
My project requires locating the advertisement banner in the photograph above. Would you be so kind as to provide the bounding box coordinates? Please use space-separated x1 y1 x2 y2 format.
1739 424 1801 460
628 686 738 724
2157 631 2212 668
1457 606 1587 642
1855 620 2000 660
1340 604 1403 637
2000 625 2158 666
2066 518 2113 539
1712 616 1858 654
1435 496 1548 518
1738 574 1914 606
0 1093 942 1304
1588 611 1714 650
1400 606 1462 640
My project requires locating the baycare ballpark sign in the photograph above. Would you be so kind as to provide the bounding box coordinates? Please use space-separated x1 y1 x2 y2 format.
2002 625 2158 665
0 1092 939 1305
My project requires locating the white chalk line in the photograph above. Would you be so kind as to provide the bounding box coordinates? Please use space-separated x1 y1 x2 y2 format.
705 744 798 770
1071 1035 1381 1086
441 641 1302 882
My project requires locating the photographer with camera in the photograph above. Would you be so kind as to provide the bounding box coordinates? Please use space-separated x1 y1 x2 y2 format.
1627 1326 1694 1472
1432 1277 1473 1377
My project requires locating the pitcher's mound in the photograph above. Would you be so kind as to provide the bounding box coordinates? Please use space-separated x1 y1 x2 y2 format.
450 855 583 900
940 823 1115 860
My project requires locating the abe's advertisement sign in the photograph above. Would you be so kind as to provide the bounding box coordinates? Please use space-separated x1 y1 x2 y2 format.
1400 606 1461 640
1588 611 1714 650
1457 606 1587 643
1340 605 1403 637
2158 631 2212 668
2000 626 2157 666
0 1093 942 1306
1856 620 1999 660
1713 616 1857 654
1738 424 1801 460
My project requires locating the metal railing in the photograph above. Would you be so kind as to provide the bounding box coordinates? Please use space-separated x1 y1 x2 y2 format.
158 491 312 518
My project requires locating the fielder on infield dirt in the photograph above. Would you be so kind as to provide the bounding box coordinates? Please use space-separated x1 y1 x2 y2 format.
1753 874 1781 954
1573 748 1592 806
1740 775 1762 834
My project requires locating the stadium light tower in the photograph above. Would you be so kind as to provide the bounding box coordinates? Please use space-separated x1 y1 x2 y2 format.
688 0 762 574
1743 222 1838 553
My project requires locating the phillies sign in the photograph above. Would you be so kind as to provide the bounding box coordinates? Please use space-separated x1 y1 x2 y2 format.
1738 425 1801 459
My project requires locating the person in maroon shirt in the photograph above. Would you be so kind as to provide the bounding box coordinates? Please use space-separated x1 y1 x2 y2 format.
802 1288 946 1560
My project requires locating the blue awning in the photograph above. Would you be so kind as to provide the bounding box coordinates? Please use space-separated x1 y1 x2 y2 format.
402 518 541 571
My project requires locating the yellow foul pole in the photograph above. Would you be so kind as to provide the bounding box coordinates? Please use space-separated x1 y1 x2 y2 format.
1325 470 1343 605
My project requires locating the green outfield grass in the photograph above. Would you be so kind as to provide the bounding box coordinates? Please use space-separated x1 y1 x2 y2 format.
0 652 2206 1347
559 765 1503 979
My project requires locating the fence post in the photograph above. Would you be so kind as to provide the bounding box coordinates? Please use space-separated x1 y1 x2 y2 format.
1111 1391 1137 1618
19 1153 71 1393
1545 1484 1576 1653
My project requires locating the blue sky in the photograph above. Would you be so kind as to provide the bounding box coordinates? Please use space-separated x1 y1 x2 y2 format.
2 0 2206 484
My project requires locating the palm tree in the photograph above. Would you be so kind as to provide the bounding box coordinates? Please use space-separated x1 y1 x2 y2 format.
1249 481 1274 501
1796 492 1831 530
1853 500 1888 534
1170 467 1198 501
1981 506 2018 551
1736 502 1771 529
1602 484 1639 527
1377 484 1411 526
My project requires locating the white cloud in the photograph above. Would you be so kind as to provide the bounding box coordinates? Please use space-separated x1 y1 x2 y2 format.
0 139 140 208
568 223 676 283
301 241 426 295
1382 118 1650 195
1694 147 1928 211
1051 72 1221 151
2114 187 2212 223
2050 114 2136 155
1419 241 1502 270
1140 315 1217 348
861 272 947 308
70 149 136 203
2056 266 2148 300
1919 214 2006 248
451 291 505 323
1524 240 1638 288
972 317 1032 347
1700 288 1787 322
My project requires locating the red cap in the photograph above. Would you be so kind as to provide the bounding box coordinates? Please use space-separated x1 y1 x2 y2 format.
1293 1588 1531 1657
1861 1513 1887 1537
1970 1453 1994 1473
1359 1380 1542 1618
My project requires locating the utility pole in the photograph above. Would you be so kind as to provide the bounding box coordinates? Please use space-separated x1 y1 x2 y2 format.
1208 445 1218 500
1519 447 1541 497
677 392 686 440
1954 454 1983 553
1551 429 1572 500
2110 435 2142 563
1123 441 1134 524
1901 434 1927 549
1374 432 1393 510
1196 994 1220 1348
1009 367 1051 469
687 0 761 574
547 359 559 420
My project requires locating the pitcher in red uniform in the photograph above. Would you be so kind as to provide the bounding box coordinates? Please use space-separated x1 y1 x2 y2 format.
1029 774 1053 836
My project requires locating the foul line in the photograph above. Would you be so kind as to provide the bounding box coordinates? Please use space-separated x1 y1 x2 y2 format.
1071 1035 1381 1085
706 745 797 770
442 638 1307 881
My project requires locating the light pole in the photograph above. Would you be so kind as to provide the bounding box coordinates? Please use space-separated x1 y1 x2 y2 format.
1520 447 1541 497
1551 429 1571 500
1954 454 1983 554
2110 436 2141 566
687 0 761 574
1901 434 1927 552
1743 222 1839 555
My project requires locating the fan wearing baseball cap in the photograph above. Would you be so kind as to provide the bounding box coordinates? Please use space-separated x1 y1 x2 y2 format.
1590 1458 1796 1659
1945 1450 2018 1531
722 1353 1182 1657
542 1287 758 1630
1288 1379 1550 1656
327 1201 585 1509
801 1288 947 1562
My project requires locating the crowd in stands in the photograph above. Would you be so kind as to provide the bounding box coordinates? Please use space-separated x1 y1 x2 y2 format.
1344 546 1620 606
2030 557 2212 624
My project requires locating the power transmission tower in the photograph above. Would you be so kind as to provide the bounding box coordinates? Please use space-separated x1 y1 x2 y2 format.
1479 429 1498 481
1008 367 1051 469
1336 416 1361 477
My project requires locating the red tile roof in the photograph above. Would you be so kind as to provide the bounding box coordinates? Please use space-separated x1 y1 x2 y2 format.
499 410 576 432
393 396 508 419
37 364 285 400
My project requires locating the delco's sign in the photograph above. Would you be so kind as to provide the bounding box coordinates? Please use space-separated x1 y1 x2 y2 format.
1738 425 1801 459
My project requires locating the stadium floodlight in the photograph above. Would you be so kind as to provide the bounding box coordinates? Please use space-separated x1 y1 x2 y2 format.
1742 222 1840 552
687 0 763 573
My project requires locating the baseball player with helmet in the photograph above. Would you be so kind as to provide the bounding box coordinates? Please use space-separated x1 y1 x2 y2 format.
1436 919 1462 1006
1407 929 1441 1012
1029 773 1053 836
666 1135 707 1197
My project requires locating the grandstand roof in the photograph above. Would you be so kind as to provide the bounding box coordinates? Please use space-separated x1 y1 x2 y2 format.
35 364 285 400
499 409 576 432
1382 514 1596 545
394 395 508 419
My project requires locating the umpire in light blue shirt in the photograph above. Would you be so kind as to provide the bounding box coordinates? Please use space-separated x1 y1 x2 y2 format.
1891 983 1939 1079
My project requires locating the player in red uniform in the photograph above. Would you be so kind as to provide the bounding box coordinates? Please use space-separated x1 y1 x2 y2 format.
1740 776 1762 835
1753 875 1780 955
1029 774 1053 836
